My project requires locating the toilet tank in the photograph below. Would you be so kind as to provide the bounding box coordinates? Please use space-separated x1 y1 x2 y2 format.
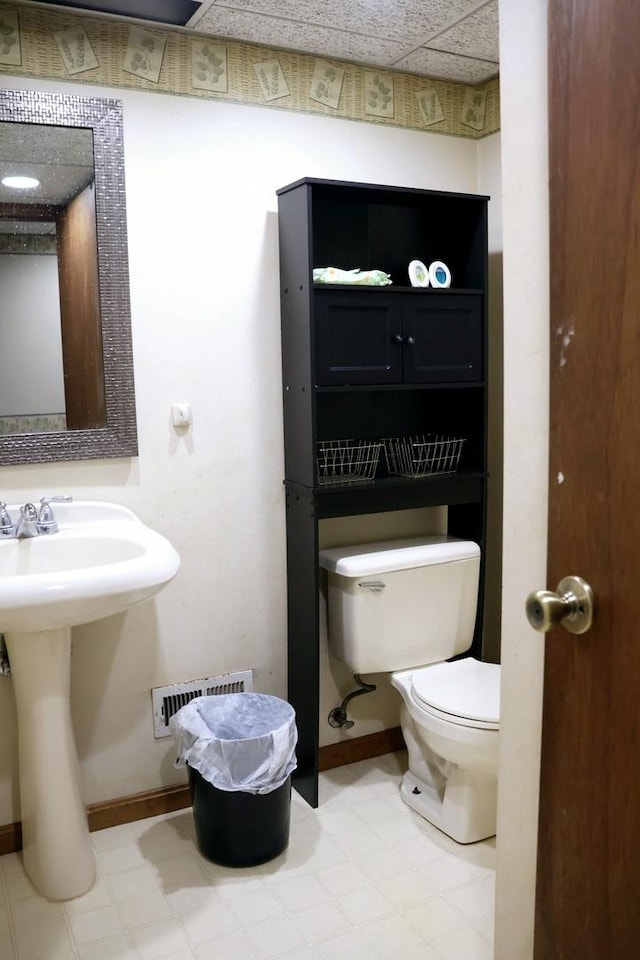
319 536 481 674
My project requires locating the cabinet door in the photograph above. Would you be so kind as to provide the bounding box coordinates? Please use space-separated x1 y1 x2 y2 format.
314 290 403 385
403 294 483 383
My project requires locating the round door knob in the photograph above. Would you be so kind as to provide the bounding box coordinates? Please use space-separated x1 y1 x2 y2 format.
525 575 595 635
526 590 568 632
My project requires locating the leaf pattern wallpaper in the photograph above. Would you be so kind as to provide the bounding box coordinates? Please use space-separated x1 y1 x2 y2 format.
0 3 499 139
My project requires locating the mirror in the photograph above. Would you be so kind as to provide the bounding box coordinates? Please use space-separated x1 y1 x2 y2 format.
0 89 137 465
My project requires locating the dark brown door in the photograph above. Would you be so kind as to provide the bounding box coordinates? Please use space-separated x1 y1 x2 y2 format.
535 1 640 957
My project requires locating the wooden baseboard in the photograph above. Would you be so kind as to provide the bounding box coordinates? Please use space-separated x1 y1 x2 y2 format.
318 725 405 771
0 821 21 859
0 783 193 858
0 728 405 856
87 782 192 833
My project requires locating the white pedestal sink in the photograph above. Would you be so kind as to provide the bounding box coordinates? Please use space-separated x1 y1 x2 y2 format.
0 501 180 901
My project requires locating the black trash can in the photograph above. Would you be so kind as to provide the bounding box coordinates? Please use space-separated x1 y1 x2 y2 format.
171 693 297 868
188 766 291 867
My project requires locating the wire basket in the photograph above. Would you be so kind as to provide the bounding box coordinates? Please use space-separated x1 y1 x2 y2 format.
383 435 466 479
316 439 382 485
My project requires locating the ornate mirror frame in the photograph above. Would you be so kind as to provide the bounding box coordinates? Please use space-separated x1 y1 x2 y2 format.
0 88 137 465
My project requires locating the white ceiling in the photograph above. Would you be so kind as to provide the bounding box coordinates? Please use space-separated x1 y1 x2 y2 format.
190 0 499 83
25 0 500 84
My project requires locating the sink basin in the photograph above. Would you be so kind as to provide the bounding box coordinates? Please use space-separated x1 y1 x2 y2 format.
0 501 180 632
1 501 180 901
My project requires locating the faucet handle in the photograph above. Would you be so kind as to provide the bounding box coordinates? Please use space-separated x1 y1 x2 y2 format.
37 495 72 534
0 501 15 537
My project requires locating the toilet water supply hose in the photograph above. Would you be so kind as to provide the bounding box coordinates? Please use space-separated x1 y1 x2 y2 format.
328 674 377 729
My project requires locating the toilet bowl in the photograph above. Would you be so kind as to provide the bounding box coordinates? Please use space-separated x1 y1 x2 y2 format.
392 658 499 843
319 535 501 844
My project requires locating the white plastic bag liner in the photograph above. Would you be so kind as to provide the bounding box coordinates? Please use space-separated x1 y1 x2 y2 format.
170 693 297 794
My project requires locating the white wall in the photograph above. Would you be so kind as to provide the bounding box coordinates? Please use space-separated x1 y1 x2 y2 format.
476 132 503 664
0 74 483 823
477 134 502 256
0 254 65 416
494 1 549 957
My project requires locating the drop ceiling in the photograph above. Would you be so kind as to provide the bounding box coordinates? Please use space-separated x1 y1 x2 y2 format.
27 0 500 84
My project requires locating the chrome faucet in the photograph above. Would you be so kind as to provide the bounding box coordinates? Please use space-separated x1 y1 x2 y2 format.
0 502 15 537
2 496 73 539
14 503 39 539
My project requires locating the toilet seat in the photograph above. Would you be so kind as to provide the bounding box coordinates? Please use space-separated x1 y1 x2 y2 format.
410 658 500 730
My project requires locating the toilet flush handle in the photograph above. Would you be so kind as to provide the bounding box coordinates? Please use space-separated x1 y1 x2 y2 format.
358 581 386 594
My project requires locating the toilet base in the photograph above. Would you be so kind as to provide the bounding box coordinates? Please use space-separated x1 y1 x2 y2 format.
400 768 497 845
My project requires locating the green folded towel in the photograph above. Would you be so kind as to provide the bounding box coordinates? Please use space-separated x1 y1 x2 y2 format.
313 267 392 286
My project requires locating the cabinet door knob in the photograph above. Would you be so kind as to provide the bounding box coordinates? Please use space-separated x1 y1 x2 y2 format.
392 334 404 343
406 335 416 346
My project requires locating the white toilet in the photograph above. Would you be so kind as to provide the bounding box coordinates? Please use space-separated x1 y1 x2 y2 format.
319 535 500 844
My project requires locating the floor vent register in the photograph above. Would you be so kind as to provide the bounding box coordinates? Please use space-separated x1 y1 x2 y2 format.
151 670 254 738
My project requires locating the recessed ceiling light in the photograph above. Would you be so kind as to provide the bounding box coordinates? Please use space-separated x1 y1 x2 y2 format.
2 175 40 189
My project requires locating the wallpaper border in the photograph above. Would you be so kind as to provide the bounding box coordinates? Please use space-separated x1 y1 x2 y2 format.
0 2 499 139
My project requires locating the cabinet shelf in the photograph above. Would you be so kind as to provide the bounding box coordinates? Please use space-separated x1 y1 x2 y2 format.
312 284 484 296
278 177 489 807
316 381 486 393
286 472 485 519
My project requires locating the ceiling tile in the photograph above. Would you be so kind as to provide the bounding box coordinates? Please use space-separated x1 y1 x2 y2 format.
392 47 498 84
21 0 501 83
197 0 477 45
192 8 408 66
427 0 499 62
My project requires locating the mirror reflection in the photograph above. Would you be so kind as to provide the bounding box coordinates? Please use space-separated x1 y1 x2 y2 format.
0 121 104 434
0 89 137 466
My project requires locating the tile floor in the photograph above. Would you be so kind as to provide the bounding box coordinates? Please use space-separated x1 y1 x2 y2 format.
0 752 495 960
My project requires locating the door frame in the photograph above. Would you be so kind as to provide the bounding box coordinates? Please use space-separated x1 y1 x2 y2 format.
494 1 548 958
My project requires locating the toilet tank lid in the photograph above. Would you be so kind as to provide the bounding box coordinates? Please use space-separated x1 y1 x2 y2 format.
319 535 480 577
